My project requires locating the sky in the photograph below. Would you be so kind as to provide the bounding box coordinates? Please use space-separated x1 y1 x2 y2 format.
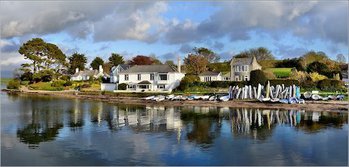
0 1 348 77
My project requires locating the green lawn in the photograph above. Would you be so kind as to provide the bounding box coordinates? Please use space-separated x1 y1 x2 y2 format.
265 68 292 78
0 78 12 84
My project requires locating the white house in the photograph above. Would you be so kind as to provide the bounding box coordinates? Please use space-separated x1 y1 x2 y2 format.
199 71 222 82
230 56 262 81
71 65 108 81
118 64 185 92
110 64 131 83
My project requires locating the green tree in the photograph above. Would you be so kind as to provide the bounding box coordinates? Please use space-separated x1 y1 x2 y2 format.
184 54 209 75
306 61 329 76
90 57 104 70
301 51 328 67
165 60 175 67
18 38 66 73
108 53 124 67
235 47 274 61
193 47 220 63
68 53 87 74
249 70 267 86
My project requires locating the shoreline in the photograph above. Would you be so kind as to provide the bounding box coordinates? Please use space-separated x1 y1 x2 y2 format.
2 89 348 112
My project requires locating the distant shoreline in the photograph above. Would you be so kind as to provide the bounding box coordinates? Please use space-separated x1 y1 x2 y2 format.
2 88 348 112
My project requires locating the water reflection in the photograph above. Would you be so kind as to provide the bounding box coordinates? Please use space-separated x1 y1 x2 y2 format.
13 97 347 149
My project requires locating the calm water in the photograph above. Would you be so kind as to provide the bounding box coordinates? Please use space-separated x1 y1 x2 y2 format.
1 89 348 165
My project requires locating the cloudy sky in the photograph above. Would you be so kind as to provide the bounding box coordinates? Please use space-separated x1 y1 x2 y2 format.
0 1 348 76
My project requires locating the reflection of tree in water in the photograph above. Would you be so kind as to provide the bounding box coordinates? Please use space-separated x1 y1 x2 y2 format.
295 112 348 133
17 104 64 149
181 108 221 146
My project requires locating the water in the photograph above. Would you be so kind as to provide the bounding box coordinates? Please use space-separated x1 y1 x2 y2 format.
1 90 348 165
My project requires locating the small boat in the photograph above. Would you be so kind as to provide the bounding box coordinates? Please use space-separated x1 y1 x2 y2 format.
219 95 230 102
303 92 312 99
262 98 271 102
166 94 175 100
279 99 289 104
288 97 297 104
328 95 337 100
270 98 280 103
144 96 155 100
337 95 345 100
298 99 305 104
321 97 329 101
311 94 321 100
155 95 165 102
208 95 216 101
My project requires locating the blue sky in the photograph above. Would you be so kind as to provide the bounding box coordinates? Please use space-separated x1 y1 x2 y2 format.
0 1 348 77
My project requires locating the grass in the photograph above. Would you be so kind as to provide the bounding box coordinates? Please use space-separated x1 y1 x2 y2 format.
29 82 64 91
0 78 12 84
265 68 292 78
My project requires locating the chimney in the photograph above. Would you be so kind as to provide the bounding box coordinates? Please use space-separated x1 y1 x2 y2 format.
75 68 79 73
99 65 103 73
177 55 181 73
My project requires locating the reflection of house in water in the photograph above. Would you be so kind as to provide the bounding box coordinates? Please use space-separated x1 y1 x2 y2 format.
69 99 84 130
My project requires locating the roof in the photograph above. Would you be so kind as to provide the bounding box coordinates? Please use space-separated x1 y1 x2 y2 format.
138 80 152 84
119 64 131 70
222 71 231 77
199 71 221 76
120 64 178 73
231 57 253 65
72 70 97 77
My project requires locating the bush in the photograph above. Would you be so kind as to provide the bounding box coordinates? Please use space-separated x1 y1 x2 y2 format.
7 79 20 89
20 72 33 81
300 79 317 90
249 70 267 86
118 83 127 90
289 70 308 82
51 80 65 87
60 75 70 81
177 75 200 91
276 58 305 71
81 83 91 88
263 70 276 79
269 79 300 87
63 81 73 87
317 79 345 91
309 72 327 82
33 69 54 82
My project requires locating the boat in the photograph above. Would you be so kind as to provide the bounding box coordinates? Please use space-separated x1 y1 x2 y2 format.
219 95 230 102
209 95 216 101
270 98 280 103
328 95 337 100
321 97 329 101
257 84 262 99
288 97 297 104
303 91 312 99
166 94 175 100
311 94 321 100
155 95 165 102
265 81 270 99
337 95 345 100
298 99 305 104
201 95 210 100
144 96 155 100
262 98 271 102
278 98 285 103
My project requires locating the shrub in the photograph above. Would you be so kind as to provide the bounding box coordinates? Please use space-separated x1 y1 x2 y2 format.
300 79 317 90
317 79 345 91
309 72 327 82
7 79 20 89
269 79 300 87
289 70 308 82
60 75 70 81
307 61 330 77
81 83 91 88
177 75 200 91
51 80 65 87
276 58 305 71
118 83 127 90
63 81 73 87
33 69 54 82
20 72 33 81
249 70 267 86
263 70 276 79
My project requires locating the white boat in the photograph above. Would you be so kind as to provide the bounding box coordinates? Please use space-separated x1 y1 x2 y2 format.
257 84 262 99
219 95 230 102
298 99 305 104
262 98 271 102
209 96 216 101
279 99 288 104
288 97 297 104
155 95 165 102
337 95 345 100
144 96 155 100
303 92 312 99
311 94 321 100
328 95 336 100
201 95 210 100
166 94 175 100
321 97 329 101
270 98 280 103
265 81 270 99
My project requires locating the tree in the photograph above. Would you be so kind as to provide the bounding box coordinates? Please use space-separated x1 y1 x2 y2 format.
306 61 329 76
301 51 328 67
150 54 162 65
336 54 346 63
108 53 124 67
184 54 208 75
193 47 220 63
130 55 154 65
275 58 305 71
249 70 267 86
165 60 175 67
68 53 87 74
235 47 274 61
18 38 66 74
90 57 104 70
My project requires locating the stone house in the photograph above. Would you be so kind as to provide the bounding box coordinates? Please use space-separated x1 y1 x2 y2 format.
230 56 262 81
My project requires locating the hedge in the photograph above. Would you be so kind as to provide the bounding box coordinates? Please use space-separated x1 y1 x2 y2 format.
7 79 20 89
268 79 300 87
118 83 127 90
317 79 345 91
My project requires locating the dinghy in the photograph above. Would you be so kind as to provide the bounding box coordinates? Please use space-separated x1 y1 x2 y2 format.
337 95 345 100
270 98 280 103
209 95 216 101
219 95 230 102
311 94 321 100
279 99 289 104
145 96 155 100
321 97 329 101
303 92 312 99
328 95 336 100
155 95 165 102
257 84 262 99
298 99 305 104
166 94 175 100
201 95 210 100
288 97 297 104
265 81 270 99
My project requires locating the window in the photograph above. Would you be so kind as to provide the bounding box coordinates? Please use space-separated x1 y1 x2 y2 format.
245 65 249 71
157 84 165 89
244 76 248 81
159 74 167 80
242 66 245 71
237 66 241 72
235 76 239 81
137 74 141 80
150 74 154 80
125 74 129 81
204 77 211 82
